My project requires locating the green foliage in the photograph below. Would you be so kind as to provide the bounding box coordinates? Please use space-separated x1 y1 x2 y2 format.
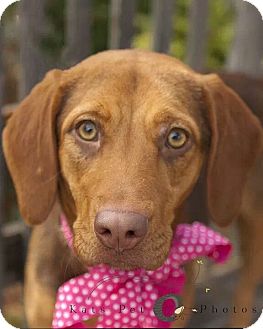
91 0 109 53
3 0 235 70
133 0 235 70
41 0 66 59
207 0 235 70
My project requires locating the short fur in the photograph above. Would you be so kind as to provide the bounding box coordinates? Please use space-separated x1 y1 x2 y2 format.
2 50 263 328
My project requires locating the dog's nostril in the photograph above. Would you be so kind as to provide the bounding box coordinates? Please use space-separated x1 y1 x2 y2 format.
101 228 112 236
126 230 136 239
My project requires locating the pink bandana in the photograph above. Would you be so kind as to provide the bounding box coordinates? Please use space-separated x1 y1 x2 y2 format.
52 216 231 328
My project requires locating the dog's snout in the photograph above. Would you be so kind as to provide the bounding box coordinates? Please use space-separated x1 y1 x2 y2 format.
94 210 148 252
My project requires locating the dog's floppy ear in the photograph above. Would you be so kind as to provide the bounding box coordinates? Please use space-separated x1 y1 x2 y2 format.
201 74 263 226
2 69 64 225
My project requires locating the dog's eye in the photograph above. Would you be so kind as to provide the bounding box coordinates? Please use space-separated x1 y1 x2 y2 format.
76 120 98 141
166 128 188 148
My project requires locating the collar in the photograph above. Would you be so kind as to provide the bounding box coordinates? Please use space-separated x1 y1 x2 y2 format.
53 216 231 328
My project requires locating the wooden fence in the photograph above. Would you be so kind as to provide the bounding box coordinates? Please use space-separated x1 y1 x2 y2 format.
0 0 263 310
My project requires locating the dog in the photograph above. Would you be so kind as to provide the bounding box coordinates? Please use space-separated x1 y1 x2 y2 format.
2 50 263 328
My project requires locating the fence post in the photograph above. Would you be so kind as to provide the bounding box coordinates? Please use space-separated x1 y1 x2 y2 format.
63 0 92 67
18 0 51 98
152 0 175 53
186 0 209 71
109 0 137 49
0 29 5 309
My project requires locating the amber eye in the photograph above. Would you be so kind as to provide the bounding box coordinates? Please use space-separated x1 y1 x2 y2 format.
166 128 188 149
76 120 98 141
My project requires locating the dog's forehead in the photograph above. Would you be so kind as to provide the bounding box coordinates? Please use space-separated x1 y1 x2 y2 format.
61 50 203 124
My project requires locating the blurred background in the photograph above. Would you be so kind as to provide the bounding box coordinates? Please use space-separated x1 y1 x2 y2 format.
0 0 263 327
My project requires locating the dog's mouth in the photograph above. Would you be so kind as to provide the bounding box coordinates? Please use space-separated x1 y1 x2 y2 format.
75 229 174 272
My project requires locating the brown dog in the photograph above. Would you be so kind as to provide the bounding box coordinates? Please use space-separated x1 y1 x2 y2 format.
2 50 263 328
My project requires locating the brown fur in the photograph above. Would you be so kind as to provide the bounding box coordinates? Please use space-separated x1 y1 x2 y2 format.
2 50 263 328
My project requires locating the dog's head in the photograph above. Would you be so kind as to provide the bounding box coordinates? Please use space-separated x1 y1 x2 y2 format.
3 50 262 270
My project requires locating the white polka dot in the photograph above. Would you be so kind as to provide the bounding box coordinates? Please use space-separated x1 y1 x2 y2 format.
61 303 67 310
110 294 118 301
66 294 73 302
135 286 141 293
105 309 111 316
191 238 197 244
113 277 120 283
114 322 121 328
145 284 153 291
106 284 113 292
76 296 83 303
114 313 121 320
136 296 142 303
139 314 145 321
88 281 95 288
145 300 152 308
92 290 98 297
128 291 135 298
64 285 70 292
119 288 126 294
56 311 62 318
130 301 137 308
196 245 203 253
101 293 107 299
208 238 214 245
126 282 133 289
93 273 100 280
131 320 138 326
59 294 65 301
69 279 76 285
73 313 79 321
128 271 135 276
72 287 79 294
179 246 185 253
57 320 64 327
150 293 158 300
123 316 129 323
78 278 85 285
63 312 70 319
182 254 188 260
105 319 112 326
82 288 88 295
131 312 137 319
113 303 119 310
121 297 128 304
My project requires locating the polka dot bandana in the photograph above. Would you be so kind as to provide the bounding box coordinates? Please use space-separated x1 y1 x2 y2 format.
52 217 232 328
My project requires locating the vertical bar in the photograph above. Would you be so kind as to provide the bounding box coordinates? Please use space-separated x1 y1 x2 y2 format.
152 0 175 53
0 28 5 309
63 0 92 66
186 0 209 71
19 0 51 98
109 0 137 49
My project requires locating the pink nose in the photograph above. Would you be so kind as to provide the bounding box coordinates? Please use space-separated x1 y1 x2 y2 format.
94 210 148 252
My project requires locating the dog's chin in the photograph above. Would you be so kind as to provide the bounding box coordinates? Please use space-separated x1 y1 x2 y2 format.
80 247 169 271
